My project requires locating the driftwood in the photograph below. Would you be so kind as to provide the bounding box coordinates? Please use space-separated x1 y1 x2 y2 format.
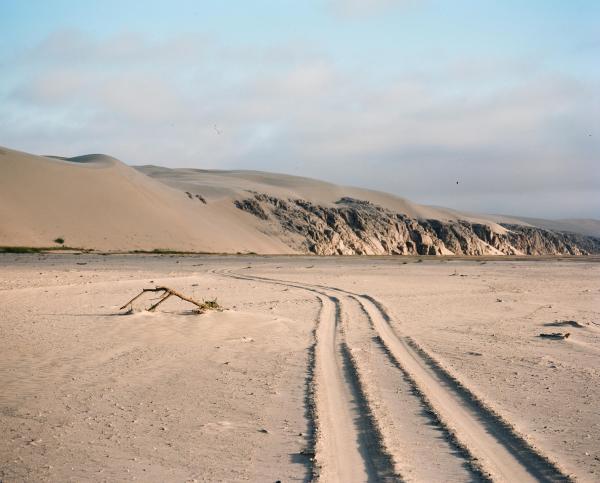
120 286 209 313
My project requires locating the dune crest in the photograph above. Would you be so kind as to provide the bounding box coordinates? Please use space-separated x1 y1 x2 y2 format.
44 153 120 167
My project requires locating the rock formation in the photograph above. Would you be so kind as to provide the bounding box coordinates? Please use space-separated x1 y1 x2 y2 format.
234 194 600 256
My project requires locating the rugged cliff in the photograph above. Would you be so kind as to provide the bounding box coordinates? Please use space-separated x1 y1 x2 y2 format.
235 194 600 256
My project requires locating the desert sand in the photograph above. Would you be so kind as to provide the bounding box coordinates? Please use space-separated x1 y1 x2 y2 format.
3 146 598 254
1 253 599 482
0 147 292 253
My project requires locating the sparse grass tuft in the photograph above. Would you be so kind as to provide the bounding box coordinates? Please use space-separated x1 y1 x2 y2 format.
199 298 221 311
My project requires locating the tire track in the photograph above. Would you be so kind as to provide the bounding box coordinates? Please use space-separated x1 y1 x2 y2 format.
355 294 571 482
302 296 319 482
222 269 399 482
344 295 487 482
228 269 477 481
222 269 572 482
314 294 396 481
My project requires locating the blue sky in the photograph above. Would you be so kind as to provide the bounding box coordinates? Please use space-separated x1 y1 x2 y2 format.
1 0 599 218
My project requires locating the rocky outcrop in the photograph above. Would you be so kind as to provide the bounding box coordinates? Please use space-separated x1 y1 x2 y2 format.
234 194 600 256
499 224 599 255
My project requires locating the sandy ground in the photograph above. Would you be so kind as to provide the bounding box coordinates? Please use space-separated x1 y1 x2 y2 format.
1 254 599 482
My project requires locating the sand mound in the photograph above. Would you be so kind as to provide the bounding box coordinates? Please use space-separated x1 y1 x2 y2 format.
0 147 292 253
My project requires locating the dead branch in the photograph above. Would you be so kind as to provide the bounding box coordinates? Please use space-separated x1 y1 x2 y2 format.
119 286 210 312
147 291 172 312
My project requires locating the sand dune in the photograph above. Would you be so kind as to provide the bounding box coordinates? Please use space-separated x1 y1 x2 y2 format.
0 147 291 253
1 146 597 252
135 165 505 227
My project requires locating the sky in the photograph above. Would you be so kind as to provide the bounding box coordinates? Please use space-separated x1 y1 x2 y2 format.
1 0 599 219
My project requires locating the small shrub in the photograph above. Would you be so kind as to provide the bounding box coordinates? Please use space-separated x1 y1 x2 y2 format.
200 298 221 310
53 237 65 244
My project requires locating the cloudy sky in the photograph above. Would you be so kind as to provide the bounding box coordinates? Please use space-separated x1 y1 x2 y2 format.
1 0 599 218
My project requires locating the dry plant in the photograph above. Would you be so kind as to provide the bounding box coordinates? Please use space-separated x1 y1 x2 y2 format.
119 286 221 314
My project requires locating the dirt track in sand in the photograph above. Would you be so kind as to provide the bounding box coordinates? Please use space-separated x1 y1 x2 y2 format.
226 269 571 482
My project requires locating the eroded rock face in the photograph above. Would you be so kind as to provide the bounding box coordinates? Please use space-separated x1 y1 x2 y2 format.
500 224 599 255
235 194 600 256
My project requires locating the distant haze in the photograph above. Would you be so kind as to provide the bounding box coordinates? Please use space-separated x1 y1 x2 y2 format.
1 0 599 218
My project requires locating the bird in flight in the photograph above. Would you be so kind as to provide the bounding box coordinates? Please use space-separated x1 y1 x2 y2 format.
456 180 459 185
213 124 222 135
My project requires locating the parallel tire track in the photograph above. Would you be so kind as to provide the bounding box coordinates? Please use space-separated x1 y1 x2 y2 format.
221 269 571 482
223 270 399 482
354 294 570 483
346 296 488 482
313 295 398 481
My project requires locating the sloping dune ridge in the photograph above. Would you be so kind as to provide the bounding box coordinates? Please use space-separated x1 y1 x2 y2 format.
1 146 599 254
0 147 292 253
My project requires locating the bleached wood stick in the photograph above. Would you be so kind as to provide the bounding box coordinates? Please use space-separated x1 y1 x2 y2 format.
119 286 206 312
